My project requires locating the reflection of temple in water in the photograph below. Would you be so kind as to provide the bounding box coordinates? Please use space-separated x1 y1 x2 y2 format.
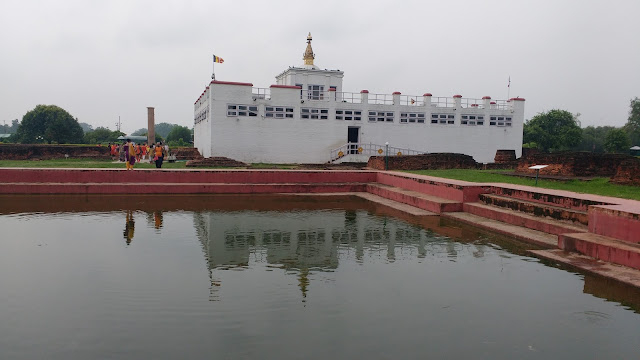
193 209 485 301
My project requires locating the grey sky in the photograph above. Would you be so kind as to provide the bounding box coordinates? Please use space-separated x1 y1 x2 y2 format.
1 0 639 134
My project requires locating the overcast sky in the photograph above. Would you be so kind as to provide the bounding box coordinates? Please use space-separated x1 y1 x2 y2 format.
1 0 639 134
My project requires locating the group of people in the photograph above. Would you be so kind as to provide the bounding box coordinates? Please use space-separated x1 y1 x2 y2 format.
108 140 169 170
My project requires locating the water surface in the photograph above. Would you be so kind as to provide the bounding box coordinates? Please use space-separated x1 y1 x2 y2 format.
0 195 638 359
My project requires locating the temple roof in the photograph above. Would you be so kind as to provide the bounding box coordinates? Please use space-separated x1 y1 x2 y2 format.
302 32 317 69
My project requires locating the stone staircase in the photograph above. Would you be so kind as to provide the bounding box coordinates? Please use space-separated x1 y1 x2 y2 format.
440 186 640 272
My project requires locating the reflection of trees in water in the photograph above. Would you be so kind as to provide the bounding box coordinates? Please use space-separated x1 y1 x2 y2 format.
192 209 490 301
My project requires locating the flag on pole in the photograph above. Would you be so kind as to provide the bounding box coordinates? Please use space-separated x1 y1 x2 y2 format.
213 55 224 63
508 76 511 88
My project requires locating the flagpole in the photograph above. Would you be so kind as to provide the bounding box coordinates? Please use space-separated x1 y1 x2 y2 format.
507 76 511 100
212 57 215 80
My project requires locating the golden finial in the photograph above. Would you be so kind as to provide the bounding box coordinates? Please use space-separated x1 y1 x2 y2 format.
303 32 315 66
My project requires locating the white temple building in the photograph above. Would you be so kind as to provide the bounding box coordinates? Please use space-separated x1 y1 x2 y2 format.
194 33 525 164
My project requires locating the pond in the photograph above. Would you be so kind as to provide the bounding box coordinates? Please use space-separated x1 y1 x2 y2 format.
0 194 639 359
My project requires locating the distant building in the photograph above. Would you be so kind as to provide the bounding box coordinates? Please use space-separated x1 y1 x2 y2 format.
194 33 525 164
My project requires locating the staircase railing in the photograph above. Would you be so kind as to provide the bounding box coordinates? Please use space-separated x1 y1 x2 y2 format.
329 143 427 163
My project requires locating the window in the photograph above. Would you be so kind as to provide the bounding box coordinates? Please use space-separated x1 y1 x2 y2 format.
461 115 484 126
296 84 303 99
265 106 294 118
432 114 454 124
400 112 426 123
227 104 258 117
489 115 512 126
308 85 324 100
194 108 208 124
368 111 394 122
301 108 329 119
336 109 362 121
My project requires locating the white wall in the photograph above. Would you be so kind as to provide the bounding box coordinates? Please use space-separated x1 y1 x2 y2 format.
195 82 525 164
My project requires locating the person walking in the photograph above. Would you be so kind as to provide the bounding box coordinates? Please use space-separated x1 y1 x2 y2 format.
135 143 142 163
124 139 136 170
154 141 165 168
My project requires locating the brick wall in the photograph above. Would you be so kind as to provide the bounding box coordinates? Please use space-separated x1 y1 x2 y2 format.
367 153 477 170
516 152 632 177
171 147 203 160
0 144 110 160
611 158 640 186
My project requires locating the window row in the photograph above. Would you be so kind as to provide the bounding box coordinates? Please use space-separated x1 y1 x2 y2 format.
224 104 513 126
461 114 484 126
369 111 394 122
489 116 512 126
194 108 208 124
227 104 258 117
266 106 294 118
336 109 362 121
400 112 426 123
431 114 455 124
301 108 329 119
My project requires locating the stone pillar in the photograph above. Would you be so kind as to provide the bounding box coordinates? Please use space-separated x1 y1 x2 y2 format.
147 107 155 145
482 96 491 109
453 94 462 109
392 91 401 105
360 90 369 104
423 93 432 107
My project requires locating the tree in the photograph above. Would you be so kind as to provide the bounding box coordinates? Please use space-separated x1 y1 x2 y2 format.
603 128 631 153
1 119 19 134
573 126 615 153
15 105 84 144
523 110 582 152
132 128 147 136
133 123 178 140
166 125 192 145
84 127 125 144
78 122 94 133
624 97 640 145
154 123 177 139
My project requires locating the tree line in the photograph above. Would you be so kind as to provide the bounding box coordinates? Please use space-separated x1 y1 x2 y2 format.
524 97 639 154
1 105 193 147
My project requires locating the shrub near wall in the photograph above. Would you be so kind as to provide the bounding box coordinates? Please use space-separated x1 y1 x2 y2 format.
0 144 110 160
368 153 477 170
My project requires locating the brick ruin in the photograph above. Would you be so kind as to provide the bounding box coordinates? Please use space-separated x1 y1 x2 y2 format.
517 152 632 177
0 144 202 161
367 153 477 171
611 158 640 186
0 144 111 160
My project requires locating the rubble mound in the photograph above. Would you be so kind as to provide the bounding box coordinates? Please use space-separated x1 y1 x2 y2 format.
171 147 203 160
185 157 247 168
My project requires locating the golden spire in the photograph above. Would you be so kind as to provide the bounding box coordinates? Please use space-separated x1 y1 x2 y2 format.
303 32 315 66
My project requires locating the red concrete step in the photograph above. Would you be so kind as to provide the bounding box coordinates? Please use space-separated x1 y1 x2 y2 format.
589 205 640 244
0 182 368 195
490 186 610 212
559 232 640 270
442 212 557 249
529 249 640 289
366 183 462 214
480 193 588 226
0 168 378 184
464 202 588 236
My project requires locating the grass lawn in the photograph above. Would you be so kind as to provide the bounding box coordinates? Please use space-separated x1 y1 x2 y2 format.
408 169 640 201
